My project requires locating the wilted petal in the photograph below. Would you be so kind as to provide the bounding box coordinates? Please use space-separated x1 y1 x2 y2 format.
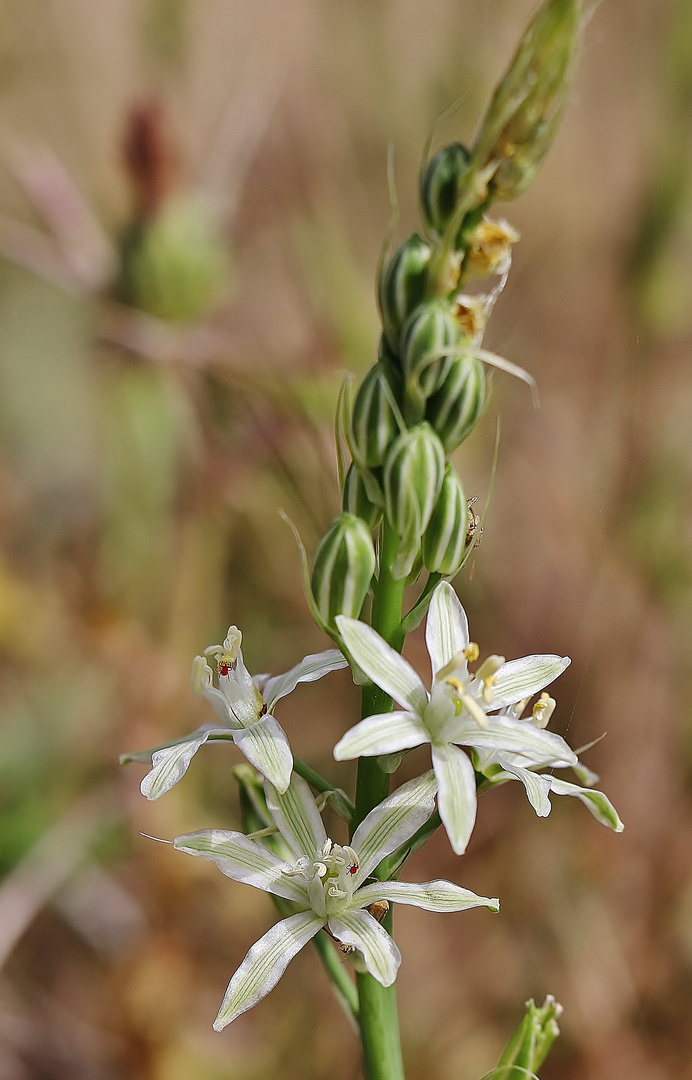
336 616 428 715
265 772 328 859
490 654 571 708
432 742 477 855
334 711 430 761
498 761 552 817
263 650 349 710
328 909 401 987
549 777 624 832
213 912 323 1029
352 771 437 884
232 716 293 793
354 878 499 913
135 725 232 800
454 715 577 767
426 582 470 678
173 829 309 904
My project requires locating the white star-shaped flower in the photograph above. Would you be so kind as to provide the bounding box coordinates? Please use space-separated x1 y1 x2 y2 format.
121 626 348 797
174 769 498 1029
334 582 575 854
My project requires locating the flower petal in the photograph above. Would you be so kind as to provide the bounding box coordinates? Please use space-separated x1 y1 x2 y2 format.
232 715 293 793
454 715 577 767
549 777 624 832
134 725 232 800
425 582 470 678
497 761 552 817
263 650 349 710
265 772 328 859
490 654 571 708
328 909 401 987
336 616 428 715
351 770 437 884
213 911 324 1029
432 742 477 855
173 829 309 904
334 712 430 761
354 878 499 913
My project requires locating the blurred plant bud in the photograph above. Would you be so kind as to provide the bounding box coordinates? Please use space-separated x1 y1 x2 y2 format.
422 463 468 575
425 356 486 453
420 141 471 239
119 194 231 323
463 217 520 282
383 423 445 580
401 300 462 422
495 995 563 1076
311 513 376 631
378 233 432 351
473 0 581 202
351 361 403 470
342 462 383 528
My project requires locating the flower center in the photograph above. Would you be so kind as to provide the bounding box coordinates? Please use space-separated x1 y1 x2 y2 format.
283 840 359 918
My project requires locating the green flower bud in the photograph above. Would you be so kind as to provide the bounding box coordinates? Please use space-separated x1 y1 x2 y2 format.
119 195 231 322
378 233 432 351
351 361 402 470
473 0 581 202
420 142 471 238
425 356 486 453
311 513 376 631
422 464 468 576
401 300 461 422
383 423 445 580
495 995 563 1076
342 463 383 529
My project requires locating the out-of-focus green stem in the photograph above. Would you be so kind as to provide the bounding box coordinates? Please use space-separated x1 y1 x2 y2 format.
353 519 407 1080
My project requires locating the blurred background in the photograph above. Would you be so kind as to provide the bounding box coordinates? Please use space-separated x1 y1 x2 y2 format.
0 0 690 1077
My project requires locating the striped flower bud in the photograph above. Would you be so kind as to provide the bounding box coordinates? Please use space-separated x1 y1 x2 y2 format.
383 423 445 580
401 300 461 422
342 463 383 529
311 513 376 631
378 233 432 352
351 361 402 470
422 464 468 576
425 356 486 453
420 142 471 238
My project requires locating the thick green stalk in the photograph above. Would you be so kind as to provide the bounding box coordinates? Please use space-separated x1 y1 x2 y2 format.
353 520 407 1080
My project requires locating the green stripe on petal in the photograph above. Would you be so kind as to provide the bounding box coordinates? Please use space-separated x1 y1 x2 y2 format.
425 581 470 677
265 773 328 858
491 654 571 708
334 711 430 761
432 742 477 855
549 777 624 832
213 911 323 1030
232 716 293 793
354 879 499 913
328 909 401 987
173 829 309 904
336 616 428 714
352 770 437 883
263 650 348 710
454 715 577 767
499 762 552 817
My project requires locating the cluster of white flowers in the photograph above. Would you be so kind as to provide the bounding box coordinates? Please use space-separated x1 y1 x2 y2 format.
124 581 622 1030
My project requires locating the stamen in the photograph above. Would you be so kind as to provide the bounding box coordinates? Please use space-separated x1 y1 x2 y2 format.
463 642 480 662
532 692 555 729
462 693 490 729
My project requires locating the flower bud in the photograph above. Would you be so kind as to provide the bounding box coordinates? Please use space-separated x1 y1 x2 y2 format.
383 423 445 580
401 300 461 421
425 356 486 453
420 142 471 238
378 233 432 352
311 513 376 631
422 464 468 576
473 0 581 202
495 995 563 1076
342 463 383 529
350 361 402 470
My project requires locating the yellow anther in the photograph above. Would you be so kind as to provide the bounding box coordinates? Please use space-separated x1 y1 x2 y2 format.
445 676 465 695
532 692 555 729
463 642 480 663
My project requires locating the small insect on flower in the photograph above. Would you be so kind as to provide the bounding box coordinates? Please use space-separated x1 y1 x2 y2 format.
366 899 390 924
217 655 235 677
466 496 483 550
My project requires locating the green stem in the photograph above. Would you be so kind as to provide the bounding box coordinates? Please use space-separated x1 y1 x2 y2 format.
353 520 407 1080
293 756 355 821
